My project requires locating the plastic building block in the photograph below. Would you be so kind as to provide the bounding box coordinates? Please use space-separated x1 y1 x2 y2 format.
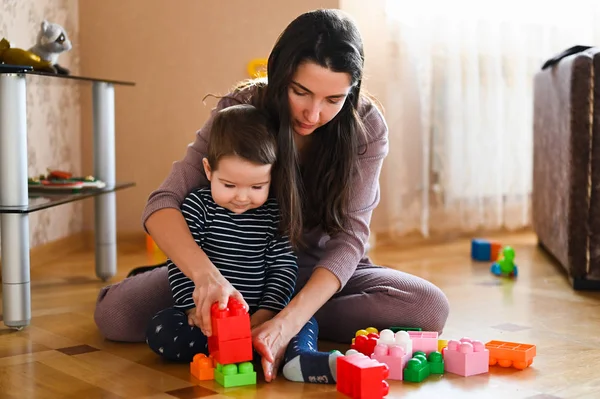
403 352 430 383
351 330 380 357
485 340 536 369
371 343 411 380
389 326 422 332
442 337 489 376
426 351 444 374
190 353 214 381
438 339 448 352
208 336 252 365
471 238 502 261
377 329 412 356
210 298 251 341
214 361 256 388
337 353 389 399
408 331 439 354
490 246 518 278
208 297 253 365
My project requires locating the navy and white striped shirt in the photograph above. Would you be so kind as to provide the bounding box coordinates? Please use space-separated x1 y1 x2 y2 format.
167 187 298 314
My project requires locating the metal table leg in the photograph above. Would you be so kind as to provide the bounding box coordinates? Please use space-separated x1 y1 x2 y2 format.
92 82 117 281
0 74 31 329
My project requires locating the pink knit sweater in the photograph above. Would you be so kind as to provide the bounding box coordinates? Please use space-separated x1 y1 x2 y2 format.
141 86 389 290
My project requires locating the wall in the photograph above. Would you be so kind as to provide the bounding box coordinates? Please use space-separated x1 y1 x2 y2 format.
78 0 339 235
0 0 82 251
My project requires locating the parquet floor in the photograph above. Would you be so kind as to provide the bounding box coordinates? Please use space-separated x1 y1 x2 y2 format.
1 230 599 398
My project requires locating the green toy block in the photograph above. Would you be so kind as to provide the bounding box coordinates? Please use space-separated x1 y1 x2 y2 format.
389 326 422 332
403 352 430 382
428 351 445 374
214 361 256 388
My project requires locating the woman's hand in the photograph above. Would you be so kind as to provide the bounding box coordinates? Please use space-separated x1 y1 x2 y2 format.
252 317 293 382
192 269 248 337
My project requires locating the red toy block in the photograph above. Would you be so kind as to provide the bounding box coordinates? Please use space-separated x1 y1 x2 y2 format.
442 337 489 376
337 353 389 399
351 332 380 356
210 298 251 342
208 336 252 365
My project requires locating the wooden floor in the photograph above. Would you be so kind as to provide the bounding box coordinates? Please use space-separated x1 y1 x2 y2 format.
1 231 599 398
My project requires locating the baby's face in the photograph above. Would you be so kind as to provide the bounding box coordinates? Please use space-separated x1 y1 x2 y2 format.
204 155 272 214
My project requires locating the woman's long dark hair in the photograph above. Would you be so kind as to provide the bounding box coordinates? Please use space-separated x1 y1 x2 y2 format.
230 9 368 248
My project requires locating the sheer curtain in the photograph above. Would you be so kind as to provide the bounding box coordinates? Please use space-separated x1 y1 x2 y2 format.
372 0 600 242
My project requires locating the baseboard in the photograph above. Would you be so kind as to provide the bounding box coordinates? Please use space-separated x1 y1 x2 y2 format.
0 230 147 276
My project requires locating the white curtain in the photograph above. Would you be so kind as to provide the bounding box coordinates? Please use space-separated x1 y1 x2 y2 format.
372 0 600 241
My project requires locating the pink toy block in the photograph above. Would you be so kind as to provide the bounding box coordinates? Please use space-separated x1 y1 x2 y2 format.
377 329 412 355
408 331 439 354
442 337 489 376
371 343 411 380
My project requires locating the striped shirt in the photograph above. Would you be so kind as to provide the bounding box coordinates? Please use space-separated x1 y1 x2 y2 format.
167 187 298 313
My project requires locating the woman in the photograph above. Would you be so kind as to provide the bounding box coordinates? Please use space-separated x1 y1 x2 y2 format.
94 8 450 382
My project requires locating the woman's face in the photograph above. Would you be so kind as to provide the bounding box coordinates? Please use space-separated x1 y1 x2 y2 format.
287 61 352 137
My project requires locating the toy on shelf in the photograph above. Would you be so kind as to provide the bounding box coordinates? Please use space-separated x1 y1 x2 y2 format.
471 238 503 261
29 20 72 75
442 338 489 377
490 246 518 278
28 169 106 191
485 340 536 370
0 20 72 75
337 352 390 399
0 37 55 73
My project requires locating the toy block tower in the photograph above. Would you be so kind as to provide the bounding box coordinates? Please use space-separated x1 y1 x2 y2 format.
207 297 256 387
337 353 390 399
442 337 489 376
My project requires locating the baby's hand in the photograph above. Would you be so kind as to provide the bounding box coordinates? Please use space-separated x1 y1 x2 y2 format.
186 307 199 327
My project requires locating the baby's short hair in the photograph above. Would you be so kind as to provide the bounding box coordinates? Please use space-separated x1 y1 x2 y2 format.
207 104 277 170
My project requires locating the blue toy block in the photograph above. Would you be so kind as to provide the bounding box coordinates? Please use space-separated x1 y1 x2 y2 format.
471 239 491 261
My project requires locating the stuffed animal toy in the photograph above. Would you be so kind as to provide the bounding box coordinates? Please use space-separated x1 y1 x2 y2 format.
28 20 72 75
0 37 56 73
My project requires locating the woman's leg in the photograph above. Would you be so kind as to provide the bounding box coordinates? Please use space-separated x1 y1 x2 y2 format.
146 308 208 362
94 266 173 342
297 262 450 343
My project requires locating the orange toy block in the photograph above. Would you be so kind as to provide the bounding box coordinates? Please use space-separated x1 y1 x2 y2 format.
190 353 214 381
490 241 502 260
485 340 536 370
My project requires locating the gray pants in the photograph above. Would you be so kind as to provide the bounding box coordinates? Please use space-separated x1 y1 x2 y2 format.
94 262 450 343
